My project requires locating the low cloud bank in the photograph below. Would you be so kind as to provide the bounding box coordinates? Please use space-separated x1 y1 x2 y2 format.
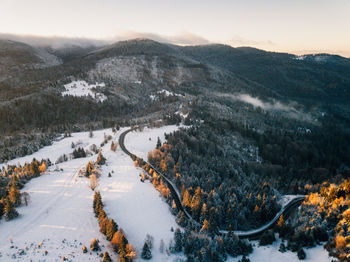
0 33 107 49
218 93 313 122
0 31 210 50
238 94 292 112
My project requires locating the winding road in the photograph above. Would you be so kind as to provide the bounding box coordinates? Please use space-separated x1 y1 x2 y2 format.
119 128 305 238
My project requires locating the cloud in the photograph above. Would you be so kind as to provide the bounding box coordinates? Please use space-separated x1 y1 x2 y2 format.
216 92 313 122
0 31 210 49
228 35 275 47
237 94 291 111
0 33 107 49
112 30 210 46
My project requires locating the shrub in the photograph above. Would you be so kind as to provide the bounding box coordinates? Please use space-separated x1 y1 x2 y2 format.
102 251 112 262
141 242 152 260
259 230 275 246
90 238 100 251
297 248 306 260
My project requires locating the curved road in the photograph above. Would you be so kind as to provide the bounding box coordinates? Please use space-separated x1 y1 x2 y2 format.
119 128 305 238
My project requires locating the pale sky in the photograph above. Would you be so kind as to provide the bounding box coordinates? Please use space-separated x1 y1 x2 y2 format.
1 0 350 57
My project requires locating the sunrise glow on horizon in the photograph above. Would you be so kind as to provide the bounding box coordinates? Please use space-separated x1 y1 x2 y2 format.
1 0 349 57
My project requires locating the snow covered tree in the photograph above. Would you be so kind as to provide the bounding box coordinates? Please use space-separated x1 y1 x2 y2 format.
159 239 165 253
297 248 306 260
90 174 98 190
145 234 154 250
141 242 152 259
21 192 30 206
174 228 183 252
240 255 250 262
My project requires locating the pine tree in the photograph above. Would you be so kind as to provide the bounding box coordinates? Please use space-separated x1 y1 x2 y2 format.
125 244 137 260
4 197 18 221
118 249 126 262
30 160 40 176
156 137 162 148
0 199 4 219
200 219 209 233
190 187 202 218
111 230 128 253
182 189 191 208
102 251 112 262
159 239 165 253
174 228 183 252
93 191 103 215
9 179 21 206
141 242 152 259
99 216 108 235
86 161 94 177
90 238 100 251
106 219 118 241
97 151 106 165
145 234 154 249
208 207 218 233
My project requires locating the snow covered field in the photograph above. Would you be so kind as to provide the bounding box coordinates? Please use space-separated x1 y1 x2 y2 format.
0 125 334 261
228 238 332 262
0 129 116 261
98 125 184 261
0 126 183 261
62 80 107 102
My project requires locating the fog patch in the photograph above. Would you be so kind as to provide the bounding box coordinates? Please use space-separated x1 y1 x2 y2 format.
238 94 292 112
217 93 314 123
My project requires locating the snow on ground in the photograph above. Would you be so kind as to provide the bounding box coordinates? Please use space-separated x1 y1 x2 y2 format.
277 195 305 207
150 89 184 101
0 125 333 262
0 129 117 261
62 80 107 102
227 238 332 262
98 125 185 261
0 126 185 261
124 125 181 161
1 129 109 169
294 55 306 60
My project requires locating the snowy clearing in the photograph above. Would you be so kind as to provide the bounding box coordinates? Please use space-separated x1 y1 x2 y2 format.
0 129 116 261
124 125 181 161
228 238 332 262
150 89 184 101
0 126 185 261
62 80 107 102
98 125 185 261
